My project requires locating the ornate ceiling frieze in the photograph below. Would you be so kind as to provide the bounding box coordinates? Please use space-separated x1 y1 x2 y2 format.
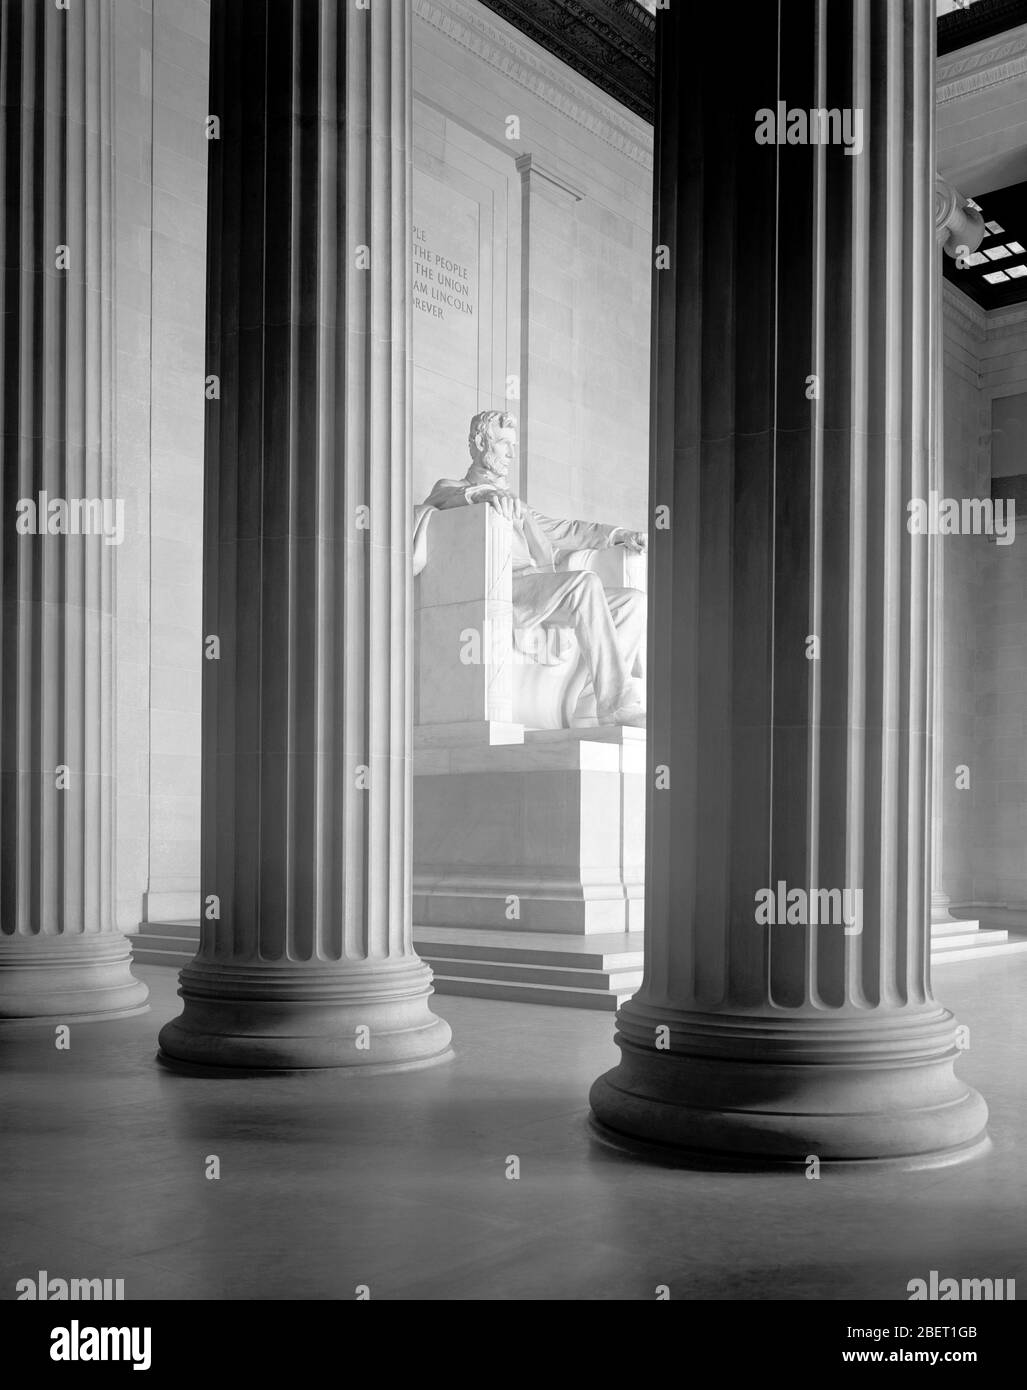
414 0 653 167
938 0 1027 55
478 0 655 121
936 28 1027 102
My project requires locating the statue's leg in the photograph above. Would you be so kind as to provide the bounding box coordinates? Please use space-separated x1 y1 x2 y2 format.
513 570 634 721
603 586 646 693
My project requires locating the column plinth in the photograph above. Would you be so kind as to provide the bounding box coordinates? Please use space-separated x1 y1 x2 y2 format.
590 0 987 1165
157 0 450 1071
0 0 148 1024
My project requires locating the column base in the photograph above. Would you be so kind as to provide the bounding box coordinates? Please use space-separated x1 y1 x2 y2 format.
157 956 453 1071
589 1114 992 1172
0 933 150 1024
590 1000 989 1167
932 890 956 926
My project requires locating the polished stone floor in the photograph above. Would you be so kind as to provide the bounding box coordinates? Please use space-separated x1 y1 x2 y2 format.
1 955 1025 1301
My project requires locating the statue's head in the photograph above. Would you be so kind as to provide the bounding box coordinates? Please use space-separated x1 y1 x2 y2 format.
468 410 517 483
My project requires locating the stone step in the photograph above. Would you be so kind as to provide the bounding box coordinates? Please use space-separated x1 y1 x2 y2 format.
137 918 201 938
132 945 193 967
420 953 643 992
932 928 1007 951
131 919 201 968
414 926 644 969
426 975 633 1010
928 919 1027 962
931 919 982 937
416 925 645 1011
931 937 1027 964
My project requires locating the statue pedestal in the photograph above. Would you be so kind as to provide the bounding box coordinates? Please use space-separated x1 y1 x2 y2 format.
413 728 645 1007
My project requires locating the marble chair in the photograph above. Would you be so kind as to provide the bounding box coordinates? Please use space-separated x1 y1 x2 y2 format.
413 502 646 741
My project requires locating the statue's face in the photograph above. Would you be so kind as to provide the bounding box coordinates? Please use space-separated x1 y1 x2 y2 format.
485 426 517 479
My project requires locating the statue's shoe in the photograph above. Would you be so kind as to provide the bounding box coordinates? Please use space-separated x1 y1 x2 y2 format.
599 701 646 728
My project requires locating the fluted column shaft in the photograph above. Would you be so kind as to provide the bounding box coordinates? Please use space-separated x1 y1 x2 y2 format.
591 0 987 1162
158 0 450 1069
0 0 147 1021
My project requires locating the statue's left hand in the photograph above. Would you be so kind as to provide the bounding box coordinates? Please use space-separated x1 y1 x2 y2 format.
613 529 647 554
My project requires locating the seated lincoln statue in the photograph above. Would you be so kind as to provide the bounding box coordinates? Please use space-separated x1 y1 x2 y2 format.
417 410 647 728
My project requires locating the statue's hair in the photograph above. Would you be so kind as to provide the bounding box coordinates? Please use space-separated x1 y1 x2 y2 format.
468 410 517 463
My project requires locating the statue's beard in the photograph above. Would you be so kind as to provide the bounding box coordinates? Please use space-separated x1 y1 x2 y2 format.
468 448 509 487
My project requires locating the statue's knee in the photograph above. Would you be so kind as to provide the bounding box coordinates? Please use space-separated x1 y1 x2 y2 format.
610 585 645 614
569 570 603 607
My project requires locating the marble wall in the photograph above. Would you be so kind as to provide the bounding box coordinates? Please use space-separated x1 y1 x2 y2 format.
145 0 208 924
973 304 1027 906
411 0 653 530
992 391 1027 477
941 288 1027 909
412 105 517 498
112 0 153 931
112 0 208 929
941 286 990 909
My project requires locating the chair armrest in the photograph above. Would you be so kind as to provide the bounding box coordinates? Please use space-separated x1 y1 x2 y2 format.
559 544 646 592
415 503 513 609
414 503 516 731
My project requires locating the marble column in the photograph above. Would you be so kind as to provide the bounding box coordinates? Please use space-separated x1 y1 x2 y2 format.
158 0 451 1070
0 0 148 1022
591 0 989 1163
931 178 984 924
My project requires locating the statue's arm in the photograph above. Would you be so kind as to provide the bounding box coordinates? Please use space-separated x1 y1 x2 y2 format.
530 510 622 553
423 478 476 511
423 478 521 514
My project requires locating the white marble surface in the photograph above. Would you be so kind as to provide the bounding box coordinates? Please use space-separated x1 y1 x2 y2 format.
414 722 524 755
414 732 645 935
